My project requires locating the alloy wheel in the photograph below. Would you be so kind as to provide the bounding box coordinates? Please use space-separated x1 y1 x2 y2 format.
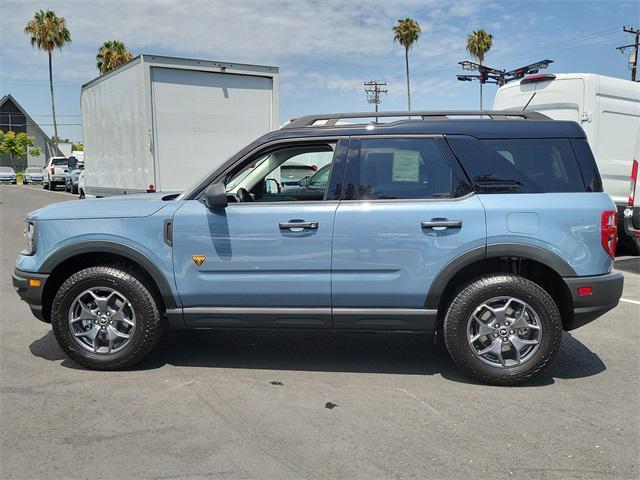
466 296 542 367
68 287 136 354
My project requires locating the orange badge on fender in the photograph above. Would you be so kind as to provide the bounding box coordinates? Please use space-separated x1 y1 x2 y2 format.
192 255 206 266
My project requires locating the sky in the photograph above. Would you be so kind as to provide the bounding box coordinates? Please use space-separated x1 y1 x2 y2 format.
1 0 638 142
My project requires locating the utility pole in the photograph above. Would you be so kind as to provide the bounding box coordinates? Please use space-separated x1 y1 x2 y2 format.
617 26 639 81
364 81 388 120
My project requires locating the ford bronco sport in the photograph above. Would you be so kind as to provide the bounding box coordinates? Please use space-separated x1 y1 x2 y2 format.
13 111 624 385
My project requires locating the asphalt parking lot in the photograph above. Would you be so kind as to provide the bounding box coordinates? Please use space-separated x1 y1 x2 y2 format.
1 185 638 480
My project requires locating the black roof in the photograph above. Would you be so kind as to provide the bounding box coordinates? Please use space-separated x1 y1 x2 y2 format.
266 110 586 140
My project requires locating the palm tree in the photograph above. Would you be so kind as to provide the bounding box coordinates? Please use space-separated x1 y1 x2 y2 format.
466 29 494 110
24 10 71 148
96 40 133 75
393 18 421 111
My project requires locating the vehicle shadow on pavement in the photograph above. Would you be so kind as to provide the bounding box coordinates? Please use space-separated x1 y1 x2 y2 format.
29 329 605 386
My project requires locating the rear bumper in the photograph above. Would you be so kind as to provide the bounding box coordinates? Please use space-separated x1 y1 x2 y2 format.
12 268 49 322
623 206 640 238
563 272 624 330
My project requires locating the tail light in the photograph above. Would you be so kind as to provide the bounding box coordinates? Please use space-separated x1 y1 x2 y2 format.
629 159 638 207
601 210 618 258
50 167 55 175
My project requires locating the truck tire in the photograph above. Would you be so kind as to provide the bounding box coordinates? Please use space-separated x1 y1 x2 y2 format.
43 180 49 190
443 274 562 386
50 266 164 370
621 235 640 256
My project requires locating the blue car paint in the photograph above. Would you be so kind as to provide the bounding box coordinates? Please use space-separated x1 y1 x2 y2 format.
17 198 183 303
26 196 169 221
14 117 619 330
331 195 486 309
480 193 615 276
172 200 338 308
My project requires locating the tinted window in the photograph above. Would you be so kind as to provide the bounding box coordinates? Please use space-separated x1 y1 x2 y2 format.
52 158 68 166
570 139 603 192
448 137 586 193
350 138 456 200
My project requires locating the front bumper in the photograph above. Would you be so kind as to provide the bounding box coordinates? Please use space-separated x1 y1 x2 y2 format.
12 268 49 322
563 272 624 330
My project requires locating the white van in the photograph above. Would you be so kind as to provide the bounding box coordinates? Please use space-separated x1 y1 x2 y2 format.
494 73 640 254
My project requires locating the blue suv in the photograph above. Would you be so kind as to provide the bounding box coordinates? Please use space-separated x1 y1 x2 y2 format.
12 111 624 385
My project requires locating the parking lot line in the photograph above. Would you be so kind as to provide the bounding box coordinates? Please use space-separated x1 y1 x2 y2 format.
620 298 640 305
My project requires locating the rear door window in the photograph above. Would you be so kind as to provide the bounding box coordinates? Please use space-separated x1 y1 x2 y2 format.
345 137 462 200
447 137 587 193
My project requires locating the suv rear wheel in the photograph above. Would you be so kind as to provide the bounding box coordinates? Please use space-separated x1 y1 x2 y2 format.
51 266 164 370
443 274 562 385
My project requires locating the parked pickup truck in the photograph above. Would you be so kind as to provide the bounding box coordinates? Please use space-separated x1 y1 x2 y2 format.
13 110 623 385
42 156 69 191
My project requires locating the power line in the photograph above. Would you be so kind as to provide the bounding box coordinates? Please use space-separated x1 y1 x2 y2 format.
617 26 639 81
363 81 388 120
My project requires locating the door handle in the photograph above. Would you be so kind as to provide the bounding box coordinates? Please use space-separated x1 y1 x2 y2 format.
279 221 319 230
421 220 462 229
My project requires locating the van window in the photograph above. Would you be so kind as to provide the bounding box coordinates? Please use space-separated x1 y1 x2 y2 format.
448 137 587 193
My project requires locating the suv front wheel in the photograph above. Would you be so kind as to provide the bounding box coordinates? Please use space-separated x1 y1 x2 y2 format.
51 266 164 370
444 274 562 385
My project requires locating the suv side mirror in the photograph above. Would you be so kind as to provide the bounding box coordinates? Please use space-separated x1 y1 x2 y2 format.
67 156 77 170
204 183 228 209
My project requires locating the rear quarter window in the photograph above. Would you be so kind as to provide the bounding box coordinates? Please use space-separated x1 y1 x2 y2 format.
447 137 587 193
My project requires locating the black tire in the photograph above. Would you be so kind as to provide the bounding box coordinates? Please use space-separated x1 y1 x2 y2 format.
79 189 85 199
621 234 640 256
50 265 164 370
43 181 49 190
443 274 562 386
50 181 57 191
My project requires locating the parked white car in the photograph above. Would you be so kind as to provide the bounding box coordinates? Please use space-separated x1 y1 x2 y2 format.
42 156 69 191
0 166 17 184
23 167 44 184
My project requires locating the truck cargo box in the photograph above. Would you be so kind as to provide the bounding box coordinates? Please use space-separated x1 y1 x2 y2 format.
81 54 279 195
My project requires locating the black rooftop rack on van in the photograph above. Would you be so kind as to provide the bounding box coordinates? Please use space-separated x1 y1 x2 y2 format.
284 110 550 128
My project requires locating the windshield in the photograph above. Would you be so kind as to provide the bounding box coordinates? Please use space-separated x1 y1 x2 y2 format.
0 167 14 173
26 167 41 173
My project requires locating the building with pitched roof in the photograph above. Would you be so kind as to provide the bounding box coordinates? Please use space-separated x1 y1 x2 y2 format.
0 94 61 170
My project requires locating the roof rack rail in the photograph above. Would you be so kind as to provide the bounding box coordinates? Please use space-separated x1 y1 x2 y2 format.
284 110 550 128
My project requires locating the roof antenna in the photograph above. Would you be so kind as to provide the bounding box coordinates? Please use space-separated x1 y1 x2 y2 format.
523 92 536 111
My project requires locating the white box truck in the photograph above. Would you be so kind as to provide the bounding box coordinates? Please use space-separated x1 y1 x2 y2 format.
80 54 279 196
493 73 640 253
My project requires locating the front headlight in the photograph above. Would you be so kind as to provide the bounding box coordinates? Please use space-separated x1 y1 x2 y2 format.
23 221 36 255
